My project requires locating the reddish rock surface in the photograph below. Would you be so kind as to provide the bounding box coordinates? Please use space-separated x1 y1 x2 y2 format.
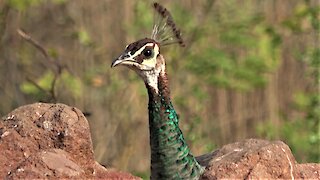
197 139 319 179
1 103 319 179
0 103 140 179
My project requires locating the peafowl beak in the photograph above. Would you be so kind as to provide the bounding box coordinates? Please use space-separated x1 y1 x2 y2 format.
111 53 136 68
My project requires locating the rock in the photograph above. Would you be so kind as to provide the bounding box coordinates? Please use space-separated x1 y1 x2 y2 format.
1 103 318 179
197 139 320 179
0 103 140 179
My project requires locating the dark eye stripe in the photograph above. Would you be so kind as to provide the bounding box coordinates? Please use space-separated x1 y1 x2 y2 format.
135 54 145 64
125 38 157 54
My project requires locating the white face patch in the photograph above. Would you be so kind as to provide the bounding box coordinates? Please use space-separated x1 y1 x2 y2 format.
137 54 165 94
113 41 163 94
142 70 160 93
141 44 159 68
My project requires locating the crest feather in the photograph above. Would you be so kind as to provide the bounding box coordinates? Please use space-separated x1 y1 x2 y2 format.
151 3 185 47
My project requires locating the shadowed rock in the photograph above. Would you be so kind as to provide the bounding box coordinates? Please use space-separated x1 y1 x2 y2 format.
0 103 140 179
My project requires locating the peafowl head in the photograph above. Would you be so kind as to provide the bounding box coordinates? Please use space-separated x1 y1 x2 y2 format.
111 3 184 92
111 38 165 90
111 38 160 70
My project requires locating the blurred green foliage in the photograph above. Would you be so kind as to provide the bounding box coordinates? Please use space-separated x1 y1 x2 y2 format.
20 71 54 99
184 3 281 91
73 28 94 47
7 0 66 10
20 70 82 101
133 1 282 91
287 1 319 162
7 0 43 10
58 71 83 98
257 1 319 162
257 91 319 162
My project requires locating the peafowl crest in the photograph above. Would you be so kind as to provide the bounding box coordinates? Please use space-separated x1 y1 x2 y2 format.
112 3 204 179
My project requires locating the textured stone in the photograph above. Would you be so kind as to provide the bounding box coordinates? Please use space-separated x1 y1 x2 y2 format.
0 103 140 179
197 139 320 179
1 103 319 179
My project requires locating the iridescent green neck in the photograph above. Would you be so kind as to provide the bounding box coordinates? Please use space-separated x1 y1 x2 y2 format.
146 73 204 180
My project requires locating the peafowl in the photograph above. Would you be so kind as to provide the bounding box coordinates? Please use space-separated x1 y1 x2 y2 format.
111 3 204 179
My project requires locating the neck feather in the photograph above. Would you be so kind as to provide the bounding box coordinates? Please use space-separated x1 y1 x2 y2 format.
146 69 204 180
